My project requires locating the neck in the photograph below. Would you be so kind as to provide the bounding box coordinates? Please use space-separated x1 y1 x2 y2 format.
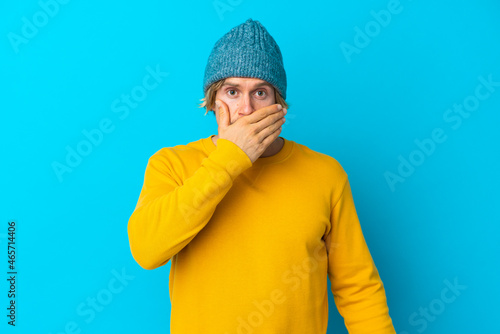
212 135 284 158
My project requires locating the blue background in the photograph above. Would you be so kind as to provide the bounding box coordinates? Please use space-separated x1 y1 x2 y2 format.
2 0 499 333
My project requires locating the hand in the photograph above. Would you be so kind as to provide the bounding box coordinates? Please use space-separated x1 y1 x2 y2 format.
215 99 287 164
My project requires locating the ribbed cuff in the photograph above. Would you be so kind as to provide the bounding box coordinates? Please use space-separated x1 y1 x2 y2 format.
208 138 253 180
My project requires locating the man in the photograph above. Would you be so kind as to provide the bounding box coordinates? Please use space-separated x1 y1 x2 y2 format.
127 18 396 334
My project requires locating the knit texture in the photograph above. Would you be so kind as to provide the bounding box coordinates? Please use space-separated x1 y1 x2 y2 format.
203 18 287 99
127 135 396 333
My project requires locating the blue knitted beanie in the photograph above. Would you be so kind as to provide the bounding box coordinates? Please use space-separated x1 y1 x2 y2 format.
203 18 287 100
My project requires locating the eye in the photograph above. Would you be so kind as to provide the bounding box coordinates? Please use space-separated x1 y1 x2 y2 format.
256 90 267 97
227 89 237 96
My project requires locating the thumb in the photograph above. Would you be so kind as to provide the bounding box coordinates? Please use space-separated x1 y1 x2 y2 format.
215 99 230 128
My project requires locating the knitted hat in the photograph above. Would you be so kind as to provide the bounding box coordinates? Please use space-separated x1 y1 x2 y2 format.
203 18 287 100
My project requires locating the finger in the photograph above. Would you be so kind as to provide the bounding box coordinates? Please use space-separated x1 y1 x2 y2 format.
248 104 283 124
216 99 230 128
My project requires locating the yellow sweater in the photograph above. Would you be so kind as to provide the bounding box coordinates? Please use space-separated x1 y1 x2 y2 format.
128 135 396 334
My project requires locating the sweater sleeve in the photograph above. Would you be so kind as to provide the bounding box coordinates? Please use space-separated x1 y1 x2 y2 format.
127 138 253 270
326 176 396 334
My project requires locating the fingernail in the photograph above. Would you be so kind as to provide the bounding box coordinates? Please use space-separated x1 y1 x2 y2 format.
284 108 288 114
277 104 282 110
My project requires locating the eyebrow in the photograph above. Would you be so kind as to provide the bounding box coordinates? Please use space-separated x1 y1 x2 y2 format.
222 81 273 89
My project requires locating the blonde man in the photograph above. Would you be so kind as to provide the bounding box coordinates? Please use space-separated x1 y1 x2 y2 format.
128 18 396 334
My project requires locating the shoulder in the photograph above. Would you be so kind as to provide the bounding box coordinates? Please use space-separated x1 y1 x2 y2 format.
290 140 349 206
146 137 207 169
293 141 348 181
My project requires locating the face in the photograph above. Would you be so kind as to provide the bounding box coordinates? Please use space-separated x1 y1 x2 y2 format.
215 77 276 124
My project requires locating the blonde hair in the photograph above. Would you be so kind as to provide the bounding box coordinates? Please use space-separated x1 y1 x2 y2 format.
198 78 289 116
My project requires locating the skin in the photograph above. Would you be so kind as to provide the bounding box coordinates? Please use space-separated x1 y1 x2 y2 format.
212 77 287 162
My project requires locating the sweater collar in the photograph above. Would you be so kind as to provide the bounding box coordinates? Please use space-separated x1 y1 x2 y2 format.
201 135 294 165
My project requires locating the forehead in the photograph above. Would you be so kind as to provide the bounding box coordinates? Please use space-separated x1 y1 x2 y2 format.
222 77 273 89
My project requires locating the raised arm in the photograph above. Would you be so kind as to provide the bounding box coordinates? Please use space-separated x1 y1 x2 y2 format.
127 138 252 270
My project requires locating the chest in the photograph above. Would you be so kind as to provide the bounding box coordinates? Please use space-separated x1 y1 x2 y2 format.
216 164 332 248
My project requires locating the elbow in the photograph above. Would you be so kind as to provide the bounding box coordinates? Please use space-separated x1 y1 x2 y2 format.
129 242 168 270
127 217 163 270
128 230 171 270
128 238 153 270
127 210 174 270
133 253 161 271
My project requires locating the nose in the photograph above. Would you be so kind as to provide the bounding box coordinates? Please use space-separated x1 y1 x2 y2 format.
238 93 255 116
